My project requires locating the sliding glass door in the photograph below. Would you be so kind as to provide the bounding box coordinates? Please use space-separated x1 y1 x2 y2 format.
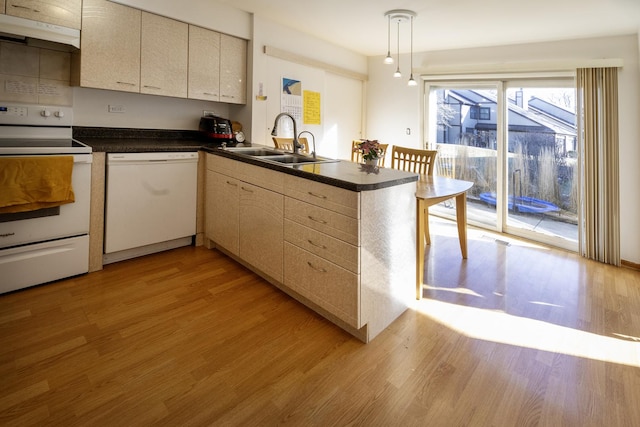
426 78 578 251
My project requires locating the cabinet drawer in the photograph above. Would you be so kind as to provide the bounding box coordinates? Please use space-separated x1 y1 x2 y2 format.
206 154 284 193
284 242 360 328
285 197 358 246
284 219 358 274
284 175 359 218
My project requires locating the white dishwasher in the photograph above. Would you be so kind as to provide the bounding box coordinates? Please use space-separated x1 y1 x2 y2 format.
104 152 198 264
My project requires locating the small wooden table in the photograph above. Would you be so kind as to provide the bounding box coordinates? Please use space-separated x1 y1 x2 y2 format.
415 176 473 299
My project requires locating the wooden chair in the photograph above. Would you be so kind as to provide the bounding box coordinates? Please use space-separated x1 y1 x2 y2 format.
390 145 438 176
272 137 310 154
390 145 439 247
351 140 389 167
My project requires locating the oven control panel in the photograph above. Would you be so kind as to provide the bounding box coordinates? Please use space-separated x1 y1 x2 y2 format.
0 103 73 127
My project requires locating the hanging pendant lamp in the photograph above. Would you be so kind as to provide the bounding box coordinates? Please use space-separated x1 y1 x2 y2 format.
384 14 394 64
383 10 417 84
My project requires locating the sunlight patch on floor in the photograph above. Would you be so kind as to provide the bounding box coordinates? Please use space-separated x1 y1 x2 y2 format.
423 285 485 298
414 298 640 368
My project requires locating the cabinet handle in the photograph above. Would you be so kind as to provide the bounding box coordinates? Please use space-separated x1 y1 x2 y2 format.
307 239 327 250
308 215 327 224
204 92 218 96
308 191 327 199
307 261 327 273
12 5 39 12
116 81 136 86
143 85 162 90
241 186 253 193
225 180 237 186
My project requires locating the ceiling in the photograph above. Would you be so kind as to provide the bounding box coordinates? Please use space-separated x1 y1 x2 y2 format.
215 0 640 56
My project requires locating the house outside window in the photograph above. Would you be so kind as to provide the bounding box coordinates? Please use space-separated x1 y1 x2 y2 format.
470 106 491 120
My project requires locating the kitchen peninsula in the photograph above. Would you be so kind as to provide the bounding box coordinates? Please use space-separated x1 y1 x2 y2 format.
203 146 419 342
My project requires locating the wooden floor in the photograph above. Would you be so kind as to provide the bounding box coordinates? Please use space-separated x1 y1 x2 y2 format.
1 219 639 426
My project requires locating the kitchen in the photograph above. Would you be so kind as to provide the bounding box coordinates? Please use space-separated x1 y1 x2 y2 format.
1 0 640 424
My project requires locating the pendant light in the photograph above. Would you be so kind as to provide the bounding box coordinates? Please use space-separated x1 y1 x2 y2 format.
393 20 401 78
383 10 417 85
407 15 417 86
383 14 394 64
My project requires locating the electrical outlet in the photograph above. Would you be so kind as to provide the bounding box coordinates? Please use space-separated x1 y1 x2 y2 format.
203 110 216 117
108 105 126 113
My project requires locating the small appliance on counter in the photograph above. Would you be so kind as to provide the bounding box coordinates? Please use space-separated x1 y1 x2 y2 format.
199 114 234 145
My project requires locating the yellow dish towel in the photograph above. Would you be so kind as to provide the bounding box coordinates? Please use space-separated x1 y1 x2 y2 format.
0 156 75 214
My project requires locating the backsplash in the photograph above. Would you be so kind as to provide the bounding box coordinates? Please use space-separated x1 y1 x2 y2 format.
0 40 72 106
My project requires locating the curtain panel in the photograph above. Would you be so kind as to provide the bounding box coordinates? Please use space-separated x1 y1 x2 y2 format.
576 68 620 265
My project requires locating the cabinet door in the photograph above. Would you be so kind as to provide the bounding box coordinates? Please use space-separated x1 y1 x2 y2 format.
141 12 188 98
239 182 284 282
219 33 246 104
7 0 81 29
1 1 6 13
188 25 220 102
206 170 239 255
75 0 140 92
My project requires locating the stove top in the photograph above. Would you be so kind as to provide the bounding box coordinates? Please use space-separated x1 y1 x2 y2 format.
0 138 92 155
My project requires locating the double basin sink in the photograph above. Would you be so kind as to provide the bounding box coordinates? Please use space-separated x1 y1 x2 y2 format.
222 146 338 166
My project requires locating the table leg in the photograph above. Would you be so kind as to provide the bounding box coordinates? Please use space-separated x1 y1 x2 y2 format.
416 198 425 299
455 192 468 259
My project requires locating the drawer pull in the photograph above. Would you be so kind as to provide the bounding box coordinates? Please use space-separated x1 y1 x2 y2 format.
307 239 327 250
308 215 327 224
241 186 253 193
226 180 238 186
307 261 327 273
143 85 162 90
12 5 39 12
116 81 136 86
308 191 327 199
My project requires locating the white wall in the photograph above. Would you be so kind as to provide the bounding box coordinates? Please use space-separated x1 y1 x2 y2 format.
73 87 229 129
367 35 640 264
249 15 367 159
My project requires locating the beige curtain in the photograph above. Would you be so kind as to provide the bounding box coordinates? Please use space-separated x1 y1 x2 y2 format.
576 68 620 265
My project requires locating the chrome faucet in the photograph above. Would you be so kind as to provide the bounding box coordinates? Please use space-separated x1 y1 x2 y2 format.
271 113 302 154
298 131 316 159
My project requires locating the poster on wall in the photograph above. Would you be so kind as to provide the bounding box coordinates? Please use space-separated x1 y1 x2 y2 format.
281 77 302 122
303 90 321 125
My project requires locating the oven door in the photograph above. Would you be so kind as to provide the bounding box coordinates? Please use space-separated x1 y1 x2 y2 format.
0 154 92 249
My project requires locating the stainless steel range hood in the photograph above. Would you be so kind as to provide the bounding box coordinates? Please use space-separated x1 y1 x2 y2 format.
0 14 80 49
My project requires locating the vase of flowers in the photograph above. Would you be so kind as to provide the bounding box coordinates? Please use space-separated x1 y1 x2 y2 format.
354 139 383 166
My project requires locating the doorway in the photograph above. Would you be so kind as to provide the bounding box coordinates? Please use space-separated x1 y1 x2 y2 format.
425 78 578 251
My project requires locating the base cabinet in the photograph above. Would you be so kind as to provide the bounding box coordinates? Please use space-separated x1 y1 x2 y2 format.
205 153 416 343
206 170 239 255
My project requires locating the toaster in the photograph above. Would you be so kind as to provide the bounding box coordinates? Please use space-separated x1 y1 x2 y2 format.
199 115 234 145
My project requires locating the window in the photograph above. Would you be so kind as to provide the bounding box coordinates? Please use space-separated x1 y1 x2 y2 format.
470 106 490 120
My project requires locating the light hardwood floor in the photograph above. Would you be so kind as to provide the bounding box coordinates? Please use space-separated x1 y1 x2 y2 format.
1 219 639 426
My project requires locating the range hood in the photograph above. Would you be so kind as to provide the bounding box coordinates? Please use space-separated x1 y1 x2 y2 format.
0 14 80 49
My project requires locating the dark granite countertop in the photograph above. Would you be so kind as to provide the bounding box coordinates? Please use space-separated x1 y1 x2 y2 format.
203 145 419 192
73 126 218 152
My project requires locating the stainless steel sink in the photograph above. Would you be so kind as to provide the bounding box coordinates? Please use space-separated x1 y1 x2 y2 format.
223 147 283 157
223 146 338 165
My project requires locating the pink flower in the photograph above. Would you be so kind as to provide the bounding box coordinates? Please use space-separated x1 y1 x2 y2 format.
354 139 383 160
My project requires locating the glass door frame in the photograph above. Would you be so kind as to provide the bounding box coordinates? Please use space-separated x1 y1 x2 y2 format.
423 73 578 251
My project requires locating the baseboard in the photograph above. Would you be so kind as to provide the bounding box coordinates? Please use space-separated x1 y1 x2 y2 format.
621 259 640 271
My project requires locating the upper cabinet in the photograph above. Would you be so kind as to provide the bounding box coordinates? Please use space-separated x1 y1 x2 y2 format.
6 0 81 29
72 0 141 92
140 12 188 98
220 34 247 105
188 25 221 102
73 0 247 104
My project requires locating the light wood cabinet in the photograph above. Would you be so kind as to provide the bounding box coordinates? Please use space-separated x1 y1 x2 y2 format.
220 33 246 104
1 1 6 13
239 182 284 282
205 153 416 343
72 0 141 92
188 25 220 102
206 170 239 255
6 0 81 29
205 154 284 281
140 12 188 98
